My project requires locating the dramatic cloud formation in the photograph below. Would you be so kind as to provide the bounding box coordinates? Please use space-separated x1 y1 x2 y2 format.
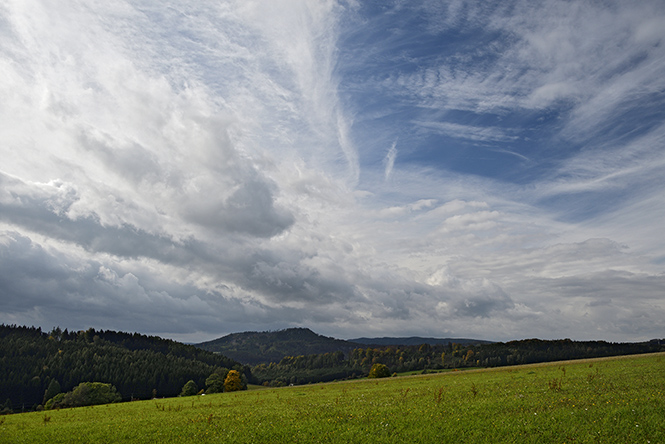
1 0 664 342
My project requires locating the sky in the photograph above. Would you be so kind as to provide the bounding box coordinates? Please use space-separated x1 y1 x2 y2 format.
1 0 665 343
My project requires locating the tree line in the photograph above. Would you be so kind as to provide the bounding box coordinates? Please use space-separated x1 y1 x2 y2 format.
250 338 664 386
0 324 249 413
2 323 662 413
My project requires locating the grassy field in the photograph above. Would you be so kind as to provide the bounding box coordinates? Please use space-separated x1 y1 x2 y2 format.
1 353 663 443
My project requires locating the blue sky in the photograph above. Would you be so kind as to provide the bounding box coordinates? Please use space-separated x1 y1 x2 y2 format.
1 0 664 342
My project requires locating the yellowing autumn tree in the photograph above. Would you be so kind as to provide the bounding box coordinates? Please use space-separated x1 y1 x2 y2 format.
368 363 391 378
224 370 246 392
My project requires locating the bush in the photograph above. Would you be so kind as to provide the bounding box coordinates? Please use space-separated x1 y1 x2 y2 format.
45 383 121 409
368 363 391 378
44 393 65 410
205 369 228 394
1 398 13 415
180 380 198 397
43 379 61 405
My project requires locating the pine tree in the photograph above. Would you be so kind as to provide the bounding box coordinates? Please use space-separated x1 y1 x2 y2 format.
43 379 61 405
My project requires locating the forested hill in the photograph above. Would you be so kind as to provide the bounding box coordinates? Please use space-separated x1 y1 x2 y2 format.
0 324 244 412
251 337 665 387
349 336 493 346
195 328 495 365
195 328 358 365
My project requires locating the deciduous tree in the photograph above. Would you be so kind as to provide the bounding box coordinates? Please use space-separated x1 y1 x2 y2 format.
205 369 228 393
224 370 246 392
180 380 198 397
368 363 390 378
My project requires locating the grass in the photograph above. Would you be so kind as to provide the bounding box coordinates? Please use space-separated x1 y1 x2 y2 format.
395 367 481 376
1 353 663 443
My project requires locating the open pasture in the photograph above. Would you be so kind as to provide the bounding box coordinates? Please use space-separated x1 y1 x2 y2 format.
1 353 663 443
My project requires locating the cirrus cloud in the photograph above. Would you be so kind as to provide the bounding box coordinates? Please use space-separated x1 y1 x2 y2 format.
1 0 664 343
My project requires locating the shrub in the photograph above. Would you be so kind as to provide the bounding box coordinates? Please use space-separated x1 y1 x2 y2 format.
45 383 121 409
1 398 13 415
180 380 198 397
44 393 65 410
205 369 228 394
43 379 61 405
368 363 391 378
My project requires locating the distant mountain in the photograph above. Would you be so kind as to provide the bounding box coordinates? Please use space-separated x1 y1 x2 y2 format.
348 336 494 347
195 328 358 365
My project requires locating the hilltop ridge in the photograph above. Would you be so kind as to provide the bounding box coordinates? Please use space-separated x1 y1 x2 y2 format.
195 328 358 365
194 328 493 365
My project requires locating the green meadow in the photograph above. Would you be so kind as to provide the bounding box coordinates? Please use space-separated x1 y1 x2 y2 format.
1 353 663 443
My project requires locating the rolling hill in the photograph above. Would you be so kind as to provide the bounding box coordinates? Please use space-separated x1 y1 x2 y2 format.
0 324 244 411
194 328 493 365
195 328 359 365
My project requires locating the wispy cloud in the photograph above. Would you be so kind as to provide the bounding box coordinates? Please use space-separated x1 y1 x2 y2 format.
0 0 663 342
383 141 397 180
414 121 519 143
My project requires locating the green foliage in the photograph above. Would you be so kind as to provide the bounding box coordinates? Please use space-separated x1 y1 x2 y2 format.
1 398 12 415
3 323 663 413
252 351 350 386
368 363 390 378
251 337 664 387
223 370 246 392
0 324 246 410
205 369 228 394
1 354 664 443
196 328 356 365
44 382 121 409
44 393 64 410
180 380 198 397
43 379 61 405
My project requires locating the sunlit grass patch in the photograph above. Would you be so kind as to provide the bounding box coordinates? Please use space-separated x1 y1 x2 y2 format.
1 353 663 443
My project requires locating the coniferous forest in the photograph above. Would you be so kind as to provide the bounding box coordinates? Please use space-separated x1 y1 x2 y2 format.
0 325 246 413
1 323 663 414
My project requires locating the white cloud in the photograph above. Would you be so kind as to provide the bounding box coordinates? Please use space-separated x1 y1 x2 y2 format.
414 121 519 143
387 0 665 130
0 0 663 343
383 141 397 180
